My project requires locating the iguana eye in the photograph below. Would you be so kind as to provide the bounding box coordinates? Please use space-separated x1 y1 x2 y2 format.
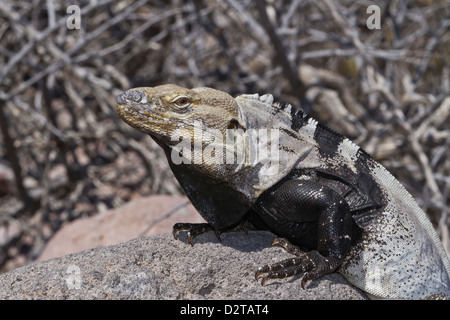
173 97 190 108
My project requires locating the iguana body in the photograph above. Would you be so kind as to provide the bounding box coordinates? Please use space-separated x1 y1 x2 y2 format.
116 84 450 299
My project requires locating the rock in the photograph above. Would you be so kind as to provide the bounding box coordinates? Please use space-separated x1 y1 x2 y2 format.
38 195 203 261
0 231 367 300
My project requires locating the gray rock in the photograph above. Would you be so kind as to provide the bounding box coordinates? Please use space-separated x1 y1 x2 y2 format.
0 231 367 299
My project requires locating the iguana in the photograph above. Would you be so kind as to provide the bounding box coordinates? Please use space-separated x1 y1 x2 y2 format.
116 84 450 299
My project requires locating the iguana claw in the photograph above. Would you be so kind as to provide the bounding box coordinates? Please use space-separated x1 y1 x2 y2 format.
172 222 214 245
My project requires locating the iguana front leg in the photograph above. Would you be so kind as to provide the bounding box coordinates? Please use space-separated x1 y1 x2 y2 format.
254 178 357 287
173 221 249 245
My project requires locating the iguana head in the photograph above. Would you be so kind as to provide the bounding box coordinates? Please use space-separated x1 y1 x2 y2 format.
116 84 242 146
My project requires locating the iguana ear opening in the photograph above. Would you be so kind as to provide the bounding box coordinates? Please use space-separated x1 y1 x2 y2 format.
227 119 240 130
227 109 248 132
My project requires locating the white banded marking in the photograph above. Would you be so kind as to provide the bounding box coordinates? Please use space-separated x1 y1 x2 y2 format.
298 117 318 140
337 138 360 163
337 138 360 173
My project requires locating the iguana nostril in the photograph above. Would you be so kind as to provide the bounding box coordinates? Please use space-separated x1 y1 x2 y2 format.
117 92 128 104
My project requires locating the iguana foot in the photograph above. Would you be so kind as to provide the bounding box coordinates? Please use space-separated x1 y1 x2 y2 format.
172 222 221 245
255 237 342 288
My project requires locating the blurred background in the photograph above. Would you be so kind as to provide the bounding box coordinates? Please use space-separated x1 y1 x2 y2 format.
0 0 449 272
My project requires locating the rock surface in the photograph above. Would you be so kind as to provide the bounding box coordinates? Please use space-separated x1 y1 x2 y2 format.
0 231 367 299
